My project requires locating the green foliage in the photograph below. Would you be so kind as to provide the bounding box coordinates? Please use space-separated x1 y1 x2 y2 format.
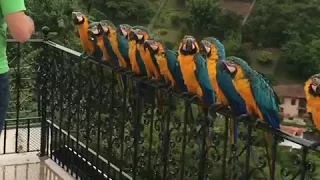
170 15 181 27
158 29 168 35
281 38 320 79
257 51 274 65
223 31 250 63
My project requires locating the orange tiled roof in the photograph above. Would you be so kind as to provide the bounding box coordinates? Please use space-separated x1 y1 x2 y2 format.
280 125 306 136
274 85 305 99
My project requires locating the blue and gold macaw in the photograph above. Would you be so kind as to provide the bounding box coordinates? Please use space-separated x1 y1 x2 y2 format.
72 11 95 58
200 37 247 177
304 74 320 148
178 35 215 106
99 20 131 68
129 26 163 81
87 22 104 60
221 56 280 179
94 22 119 67
144 37 187 92
128 27 147 76
199 37 247 146
178 35 216 149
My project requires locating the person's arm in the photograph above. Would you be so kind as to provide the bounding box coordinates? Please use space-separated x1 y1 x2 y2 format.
0 0 34 43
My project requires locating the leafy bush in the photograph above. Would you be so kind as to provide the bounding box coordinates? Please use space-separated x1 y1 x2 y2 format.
257 51 274 65
158 29 168 35
170 15 181 27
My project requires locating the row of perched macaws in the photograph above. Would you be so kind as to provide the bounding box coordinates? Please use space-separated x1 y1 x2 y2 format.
71 11 320 158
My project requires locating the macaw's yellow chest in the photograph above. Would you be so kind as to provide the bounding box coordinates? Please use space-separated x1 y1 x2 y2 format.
307 96 320 130
207 60 228 105
178 55 201 95
78 23 94 54
233 78 263 119
137 44 160 79
129 41 140 74
109 31 127 67
97 35 110 61
155 55 175 86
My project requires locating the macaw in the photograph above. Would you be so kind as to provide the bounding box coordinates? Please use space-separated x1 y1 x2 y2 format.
72 11 95 58
221 56 280 179
91 22 119 67
199 37 247 172
304 74 320 147
87 22 109 60
117 24 132 65
178 35 216 150
98 20 131 68
178 35 215 106
86 22 104 60
144 37 187 92
127 27 147 76
129 26 163 81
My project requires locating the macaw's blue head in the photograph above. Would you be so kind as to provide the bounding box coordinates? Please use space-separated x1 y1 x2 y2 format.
72 11 87 25
98 20 116 36
220 56 251 79
309 74 320 96
200 37 226 60
129 26 150 43
144 36 165 54
179 35 199 55
117 24 132 39
87 22 101 42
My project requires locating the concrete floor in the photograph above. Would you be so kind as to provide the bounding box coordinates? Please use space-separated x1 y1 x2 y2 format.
0 152 75 180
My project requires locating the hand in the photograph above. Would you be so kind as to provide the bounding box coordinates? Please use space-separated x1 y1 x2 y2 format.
26 16 35 34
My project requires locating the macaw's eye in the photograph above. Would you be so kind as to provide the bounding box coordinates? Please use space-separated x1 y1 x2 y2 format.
312 78 320 86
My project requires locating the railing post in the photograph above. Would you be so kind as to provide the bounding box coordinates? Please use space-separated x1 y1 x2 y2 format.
39 26 50 157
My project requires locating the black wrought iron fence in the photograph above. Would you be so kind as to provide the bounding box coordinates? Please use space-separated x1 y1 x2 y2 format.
2 28 320 180
0 39 43 155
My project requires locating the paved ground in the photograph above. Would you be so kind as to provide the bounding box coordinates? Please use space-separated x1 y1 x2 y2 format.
0 152 74 180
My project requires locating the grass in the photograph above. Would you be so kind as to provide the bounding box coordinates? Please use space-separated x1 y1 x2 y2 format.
248 48 303 84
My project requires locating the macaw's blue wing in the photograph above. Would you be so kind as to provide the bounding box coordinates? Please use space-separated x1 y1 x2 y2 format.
91 39 103 59
136 52 147 76
194 53 215 105
216 61 247 116
166 50 187 92
250 73 280 129
216 61 247 144
117 34 131 66
103 36 120 66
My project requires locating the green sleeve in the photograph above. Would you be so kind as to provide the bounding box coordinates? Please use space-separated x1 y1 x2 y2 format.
0 0 26 15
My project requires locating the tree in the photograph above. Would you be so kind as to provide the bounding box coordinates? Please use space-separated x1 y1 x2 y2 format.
281 38 320 79
223 31 250 63
185 0 242 40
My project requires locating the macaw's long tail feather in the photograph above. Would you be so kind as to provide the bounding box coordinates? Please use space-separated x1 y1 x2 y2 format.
156 90 165 115
229 118 239 180
264 131 275 180
116 73 125 92
198 106 212 151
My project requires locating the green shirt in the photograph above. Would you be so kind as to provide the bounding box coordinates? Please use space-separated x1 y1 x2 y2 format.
0 0 26 74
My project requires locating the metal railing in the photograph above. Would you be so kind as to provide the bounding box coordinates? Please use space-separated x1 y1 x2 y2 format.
2 28 320 180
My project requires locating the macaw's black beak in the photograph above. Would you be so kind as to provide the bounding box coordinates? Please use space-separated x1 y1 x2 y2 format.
143 41 150 50
186 39 193 51
220 60 228 72
72 14 78 24
316 86 320 94
129 31 137 41
87 30 95 41
199 43 206 56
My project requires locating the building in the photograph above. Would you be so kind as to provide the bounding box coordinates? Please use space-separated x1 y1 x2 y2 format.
273 85 307 124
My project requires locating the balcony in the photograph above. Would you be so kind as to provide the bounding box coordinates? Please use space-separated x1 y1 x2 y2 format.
1 28 320 180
